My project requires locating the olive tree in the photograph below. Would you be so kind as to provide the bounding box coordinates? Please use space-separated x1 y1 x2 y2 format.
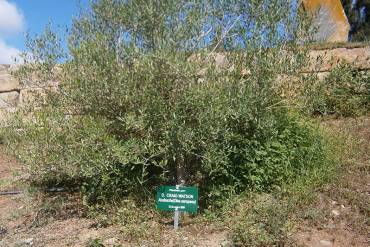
3 0 325 206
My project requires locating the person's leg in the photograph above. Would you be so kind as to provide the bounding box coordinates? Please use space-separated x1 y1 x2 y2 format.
351 0 359 10
359 6 366 23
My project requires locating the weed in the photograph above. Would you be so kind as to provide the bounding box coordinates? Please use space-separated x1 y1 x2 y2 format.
303 64 370 117
86 238 104 247
230 194 292 247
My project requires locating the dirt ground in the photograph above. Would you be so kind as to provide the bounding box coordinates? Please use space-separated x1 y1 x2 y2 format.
293 117 370 247
0 152 227 246
0 117 369 247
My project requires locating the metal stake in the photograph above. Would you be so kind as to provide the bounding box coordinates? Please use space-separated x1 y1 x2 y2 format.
174 209 180 230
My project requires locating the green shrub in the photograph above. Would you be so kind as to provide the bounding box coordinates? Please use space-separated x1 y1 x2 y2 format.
86 238 104 247
303 64 370 117
2 0 326 208
230 194 291 247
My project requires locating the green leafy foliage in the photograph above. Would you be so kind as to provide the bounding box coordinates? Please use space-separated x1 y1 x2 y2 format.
86 238 105 247
2 0 327 209
303 64 370 117
230 195 291 247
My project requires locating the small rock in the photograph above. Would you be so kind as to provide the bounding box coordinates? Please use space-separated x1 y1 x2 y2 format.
319 239 333 247
220 239 233 247
104 238 117 246
18 238 34 246
325 223 336 229
331 209 340 216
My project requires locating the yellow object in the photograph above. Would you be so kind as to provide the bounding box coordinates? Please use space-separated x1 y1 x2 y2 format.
302 0 350 42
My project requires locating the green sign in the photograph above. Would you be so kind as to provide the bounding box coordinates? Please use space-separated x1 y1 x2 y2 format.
156 185 198 213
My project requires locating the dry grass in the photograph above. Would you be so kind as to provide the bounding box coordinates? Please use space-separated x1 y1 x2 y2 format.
293 116 370 247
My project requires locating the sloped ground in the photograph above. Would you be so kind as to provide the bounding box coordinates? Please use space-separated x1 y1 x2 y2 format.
294 117 370 247
0 117 369 247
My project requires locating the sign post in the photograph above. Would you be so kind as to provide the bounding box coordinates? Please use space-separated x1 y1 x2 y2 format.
174 209 179 230
156 185 198 230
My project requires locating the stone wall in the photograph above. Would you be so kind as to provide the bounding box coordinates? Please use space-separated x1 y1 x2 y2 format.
0 45 369 123
305 45 370 75
0 65 20 121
